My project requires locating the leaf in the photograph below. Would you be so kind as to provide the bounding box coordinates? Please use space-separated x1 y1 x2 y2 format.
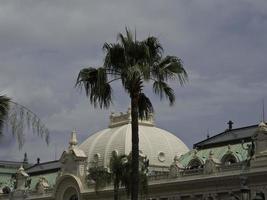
138 93 154 120
153 81 175 105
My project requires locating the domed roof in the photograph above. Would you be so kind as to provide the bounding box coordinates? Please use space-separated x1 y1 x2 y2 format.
79 109 189 169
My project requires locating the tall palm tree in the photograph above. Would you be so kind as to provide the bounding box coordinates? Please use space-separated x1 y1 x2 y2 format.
0 94 49 148
76 28 187 200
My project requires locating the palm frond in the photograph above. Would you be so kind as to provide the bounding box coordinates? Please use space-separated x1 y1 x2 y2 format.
76 67 113 109
0 95 10 134
144 36 163 64
7 101 50 149
138 93 153 120
153 81 175 105
152 56 188 85
103 43 126 74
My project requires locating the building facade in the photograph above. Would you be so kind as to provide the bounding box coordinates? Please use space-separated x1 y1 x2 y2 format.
0 110 267 200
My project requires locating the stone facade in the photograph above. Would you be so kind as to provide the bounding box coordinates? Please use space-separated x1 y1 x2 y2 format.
1 115 267 200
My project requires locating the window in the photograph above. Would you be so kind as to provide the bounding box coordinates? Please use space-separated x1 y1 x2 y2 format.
69 194 78 200
221 154 237 165
187 158 203 169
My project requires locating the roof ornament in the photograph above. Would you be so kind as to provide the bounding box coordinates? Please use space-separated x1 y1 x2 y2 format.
23 152 28 164
227 120 234 131
193 149 198 158
227 144 232 153
69 130 78 150
109 108 154 128
209 150 214 159
258 121 267 134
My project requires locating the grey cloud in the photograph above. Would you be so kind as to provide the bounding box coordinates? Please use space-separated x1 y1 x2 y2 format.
0 0 267 161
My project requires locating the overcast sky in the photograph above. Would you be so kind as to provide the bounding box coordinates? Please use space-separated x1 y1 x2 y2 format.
0 0 267 163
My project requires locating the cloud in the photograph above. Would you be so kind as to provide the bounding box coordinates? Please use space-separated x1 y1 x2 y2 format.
1 0 267 162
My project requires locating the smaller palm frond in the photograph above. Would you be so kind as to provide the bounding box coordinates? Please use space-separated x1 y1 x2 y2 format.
6 101 50 148
103 43 126 73
152 55 188 84
76 67 112 109
153 81 175 105
144 36 163 64
117 27 134 48
138 93 154 120
0 95 10 134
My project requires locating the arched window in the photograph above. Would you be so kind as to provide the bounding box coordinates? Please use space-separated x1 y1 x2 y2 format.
221 154 237 165
69 194 78 200
187 158 203 169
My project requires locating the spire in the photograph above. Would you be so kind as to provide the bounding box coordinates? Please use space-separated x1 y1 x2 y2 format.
69 130 78 150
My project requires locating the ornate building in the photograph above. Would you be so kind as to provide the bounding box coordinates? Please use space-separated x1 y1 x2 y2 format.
0 109 267 200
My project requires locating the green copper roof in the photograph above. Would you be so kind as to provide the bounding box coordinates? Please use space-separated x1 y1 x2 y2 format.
179 142 250 167
0 174 13 188
29 172 58 190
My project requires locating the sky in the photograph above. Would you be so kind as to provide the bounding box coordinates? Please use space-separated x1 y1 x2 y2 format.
0 0 267 163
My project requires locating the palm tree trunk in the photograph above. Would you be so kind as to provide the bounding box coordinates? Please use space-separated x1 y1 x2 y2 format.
131 95 139 200
114 182 119 200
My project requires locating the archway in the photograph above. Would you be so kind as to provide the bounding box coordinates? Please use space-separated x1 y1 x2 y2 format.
221 154 238 165
187 158 203 169
63 187 79 200
54 175 83 200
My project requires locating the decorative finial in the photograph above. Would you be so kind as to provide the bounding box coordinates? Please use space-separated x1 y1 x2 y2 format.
228 144 231 151
209 150 214 159
193 149 198 158
69 130 78 149
18 165 24 172
227 120 233 130
206 129 210 139
258 121 267 134
23 152 28 164
37 157 40 164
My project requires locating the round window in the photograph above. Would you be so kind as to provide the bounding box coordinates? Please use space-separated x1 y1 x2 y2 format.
158 152 165 162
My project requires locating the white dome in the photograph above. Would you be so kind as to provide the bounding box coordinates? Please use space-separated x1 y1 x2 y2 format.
79 110 189 169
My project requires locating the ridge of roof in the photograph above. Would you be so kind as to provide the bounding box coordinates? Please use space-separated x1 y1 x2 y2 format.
0 160 26 164
193 124 258 149
26 160 60 170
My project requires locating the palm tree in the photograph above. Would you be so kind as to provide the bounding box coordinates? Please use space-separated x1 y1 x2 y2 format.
0 95 10 134
109 153 128 200
0 94 49 148
88 165 111 193
88 152 149 200
76 28 187 200
120 153 149 199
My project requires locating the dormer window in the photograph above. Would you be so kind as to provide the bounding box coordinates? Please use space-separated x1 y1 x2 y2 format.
187 158 203 169
221 154 237 165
